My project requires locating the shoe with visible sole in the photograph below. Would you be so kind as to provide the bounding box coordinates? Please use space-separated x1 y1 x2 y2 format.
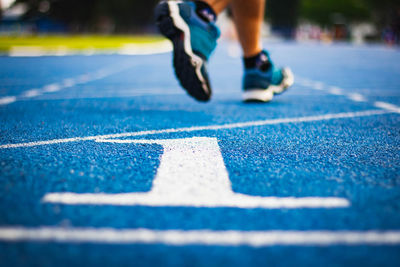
155 1 220 102
243 52 294 103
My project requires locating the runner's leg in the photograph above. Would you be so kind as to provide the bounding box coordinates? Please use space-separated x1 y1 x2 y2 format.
230 0 265 57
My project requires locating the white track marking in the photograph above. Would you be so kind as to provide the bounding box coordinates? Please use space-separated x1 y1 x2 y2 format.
1 227 400 246
76 74 91 83
43 137 349 208
0 109 391 149
43 84 61 93
298 76 400 114
22 89 41 98
313 82 325 90
347 93 366 102
374 101 400 113
0 62 136 106
328 86 344 95
62 78 76 88
0 96 16 105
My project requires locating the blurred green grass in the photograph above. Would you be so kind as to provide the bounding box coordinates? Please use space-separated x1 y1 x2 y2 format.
0 35 166 52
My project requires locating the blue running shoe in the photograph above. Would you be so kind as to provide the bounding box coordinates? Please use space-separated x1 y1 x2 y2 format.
243 51 294 102
155 1 220 101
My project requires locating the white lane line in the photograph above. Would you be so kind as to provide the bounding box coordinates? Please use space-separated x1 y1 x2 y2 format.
44 137 349 208
313 82 325 90
0 62 135 106
0 96 17 105
76 74 91 83
1 227 400 246
299 76 400 114
62 78 76 88
347 93 366 102
0 109 391 149
22 89 41 98
43 83 61 93
374 101 400 113
328 86 344 95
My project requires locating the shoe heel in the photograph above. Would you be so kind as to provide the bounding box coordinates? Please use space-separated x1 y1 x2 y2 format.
154 1 180 40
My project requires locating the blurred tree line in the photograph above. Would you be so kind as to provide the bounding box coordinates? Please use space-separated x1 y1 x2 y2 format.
10 0 400 35
14 0 160 32
300 0 400 28
271 0 400 40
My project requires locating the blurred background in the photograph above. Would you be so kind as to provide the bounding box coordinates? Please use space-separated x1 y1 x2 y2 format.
0 0 399 51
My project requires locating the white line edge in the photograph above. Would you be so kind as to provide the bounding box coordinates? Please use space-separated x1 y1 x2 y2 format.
1 227 400 246
0 109 391 149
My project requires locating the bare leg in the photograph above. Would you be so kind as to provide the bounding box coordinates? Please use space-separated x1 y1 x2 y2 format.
230 0 265 57
200 0 231 14
199 0 264 56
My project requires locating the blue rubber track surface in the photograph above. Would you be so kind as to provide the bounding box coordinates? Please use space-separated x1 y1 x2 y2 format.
0 42 400 266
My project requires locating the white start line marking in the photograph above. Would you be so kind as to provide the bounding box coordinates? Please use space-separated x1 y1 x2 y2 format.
1 227 400 246
43 137 349 208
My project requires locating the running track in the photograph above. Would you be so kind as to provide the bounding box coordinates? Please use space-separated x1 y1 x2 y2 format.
0 41 400 266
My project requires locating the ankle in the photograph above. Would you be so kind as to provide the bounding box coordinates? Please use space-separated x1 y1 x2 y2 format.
243 50 271 71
